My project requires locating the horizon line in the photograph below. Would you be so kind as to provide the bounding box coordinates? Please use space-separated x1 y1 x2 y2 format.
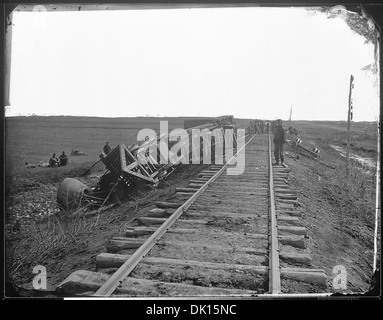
4 114 379 122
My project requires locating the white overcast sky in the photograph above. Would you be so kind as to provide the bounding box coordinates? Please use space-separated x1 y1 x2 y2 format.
7 6 379 121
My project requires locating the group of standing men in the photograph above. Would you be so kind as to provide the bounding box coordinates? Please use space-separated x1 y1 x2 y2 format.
250 119 270 134
250 119 286 166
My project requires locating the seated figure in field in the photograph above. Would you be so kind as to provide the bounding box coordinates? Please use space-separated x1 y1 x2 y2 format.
49 153 59 167
59 151 69 166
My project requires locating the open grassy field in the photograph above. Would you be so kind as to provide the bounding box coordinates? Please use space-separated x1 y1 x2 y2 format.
5 117 378 194
5 116 250 176
291 120 378 153
5 117 377 173
4 116 179 174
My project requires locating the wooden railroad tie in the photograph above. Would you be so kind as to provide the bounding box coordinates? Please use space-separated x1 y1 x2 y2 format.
94 254 325 286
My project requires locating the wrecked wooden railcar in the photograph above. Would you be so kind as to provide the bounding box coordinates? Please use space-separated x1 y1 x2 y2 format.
95 142 176 202
56 116 239 211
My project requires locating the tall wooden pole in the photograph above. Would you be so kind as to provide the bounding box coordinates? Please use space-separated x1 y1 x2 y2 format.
346 75 354 177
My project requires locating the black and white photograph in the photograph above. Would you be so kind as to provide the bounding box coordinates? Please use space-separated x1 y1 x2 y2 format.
3 3 381 302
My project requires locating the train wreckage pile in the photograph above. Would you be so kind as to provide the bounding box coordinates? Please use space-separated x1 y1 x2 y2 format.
56 116 238 212
56 117 328 215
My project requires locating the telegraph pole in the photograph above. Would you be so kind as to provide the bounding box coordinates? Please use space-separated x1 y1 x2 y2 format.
346 74 354 177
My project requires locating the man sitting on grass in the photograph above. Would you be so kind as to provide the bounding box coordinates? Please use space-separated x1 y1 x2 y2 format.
59 151 69 166
49 153 59 167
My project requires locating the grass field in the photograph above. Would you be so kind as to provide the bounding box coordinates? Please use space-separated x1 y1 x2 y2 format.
292 120 378 152
5 116 251 176
5 116 377 176
4 116 174 173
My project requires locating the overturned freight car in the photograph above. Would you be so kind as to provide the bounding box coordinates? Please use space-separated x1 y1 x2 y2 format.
57 116 239 210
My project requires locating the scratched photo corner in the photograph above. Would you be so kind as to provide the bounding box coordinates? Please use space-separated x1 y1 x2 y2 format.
3 3 381 301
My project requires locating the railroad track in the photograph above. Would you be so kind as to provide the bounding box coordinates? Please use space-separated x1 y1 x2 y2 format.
57 133 327 296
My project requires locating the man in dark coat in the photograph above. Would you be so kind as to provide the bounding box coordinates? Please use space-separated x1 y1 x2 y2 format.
265 121 270 133
59 151 68 166
273 119 286 165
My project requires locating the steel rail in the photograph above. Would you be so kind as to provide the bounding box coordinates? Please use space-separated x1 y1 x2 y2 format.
93 133 258 296
268 133 281 294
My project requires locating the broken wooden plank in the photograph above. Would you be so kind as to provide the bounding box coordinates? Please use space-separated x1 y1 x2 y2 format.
297 144 320 157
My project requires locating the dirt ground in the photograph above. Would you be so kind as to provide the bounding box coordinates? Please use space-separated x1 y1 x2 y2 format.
5 119 379 296
282 127 379 294
5 159 210 293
